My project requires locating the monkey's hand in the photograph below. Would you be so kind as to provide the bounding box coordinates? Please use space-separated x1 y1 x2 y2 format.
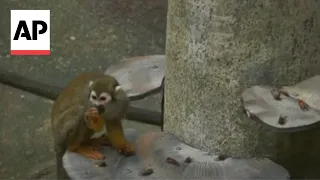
118 143 135 156
106 120 135 156
85 108 105 132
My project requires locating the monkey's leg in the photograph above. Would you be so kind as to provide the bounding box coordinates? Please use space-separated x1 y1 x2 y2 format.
68 142 105 160
106 120 135 156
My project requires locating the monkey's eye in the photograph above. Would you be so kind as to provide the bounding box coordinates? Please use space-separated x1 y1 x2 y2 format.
100 96 106 101
91 95 97 100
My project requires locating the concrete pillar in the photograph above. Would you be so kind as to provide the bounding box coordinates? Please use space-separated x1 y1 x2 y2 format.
164 0 320 178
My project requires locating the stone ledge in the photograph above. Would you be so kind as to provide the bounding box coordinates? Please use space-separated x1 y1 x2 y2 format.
63 129 289 180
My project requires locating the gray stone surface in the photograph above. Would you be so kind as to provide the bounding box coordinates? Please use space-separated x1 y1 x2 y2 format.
164 0 320 178
242 81 320 131
106 55 165 99
63 130 289 180
0 0 166 179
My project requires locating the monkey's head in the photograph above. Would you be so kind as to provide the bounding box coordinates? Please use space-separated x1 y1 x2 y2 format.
87 77 122 113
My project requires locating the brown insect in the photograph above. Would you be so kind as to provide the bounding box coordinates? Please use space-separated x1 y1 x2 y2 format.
184 157 192 163
94 161 107 167
215 154 229 161
166 157 180 167
278 115 287 125
271 89 281 101
298 99 309 111
139 168 154 176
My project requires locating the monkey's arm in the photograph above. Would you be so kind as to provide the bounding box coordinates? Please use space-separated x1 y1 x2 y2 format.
0 68 162 126
102 88 135 155
84 108 105 132
54 106 105 160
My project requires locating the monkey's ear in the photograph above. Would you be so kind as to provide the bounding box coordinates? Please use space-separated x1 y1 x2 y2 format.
115 85 122 92
88 81 94 88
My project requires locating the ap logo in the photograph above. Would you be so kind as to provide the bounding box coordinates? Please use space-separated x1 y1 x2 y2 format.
10 10 50 56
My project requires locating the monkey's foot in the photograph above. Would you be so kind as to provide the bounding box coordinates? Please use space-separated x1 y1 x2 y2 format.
117 143 135 156
87 135 110 147
73 145 105 160
87 108 104 132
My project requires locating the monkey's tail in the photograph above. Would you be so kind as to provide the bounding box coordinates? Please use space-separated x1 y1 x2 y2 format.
55 153 70 180
53 140 70 180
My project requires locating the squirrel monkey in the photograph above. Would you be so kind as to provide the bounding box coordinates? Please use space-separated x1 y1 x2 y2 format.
51 72 134 179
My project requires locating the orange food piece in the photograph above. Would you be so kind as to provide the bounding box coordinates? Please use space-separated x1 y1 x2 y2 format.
87 108 105 132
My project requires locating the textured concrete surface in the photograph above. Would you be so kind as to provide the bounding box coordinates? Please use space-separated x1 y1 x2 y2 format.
64 130 289 180
0 0 166 179
164 0 320 178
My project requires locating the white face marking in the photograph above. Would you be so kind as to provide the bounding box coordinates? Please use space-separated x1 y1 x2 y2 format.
89 91 111 106
98 92 112 104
